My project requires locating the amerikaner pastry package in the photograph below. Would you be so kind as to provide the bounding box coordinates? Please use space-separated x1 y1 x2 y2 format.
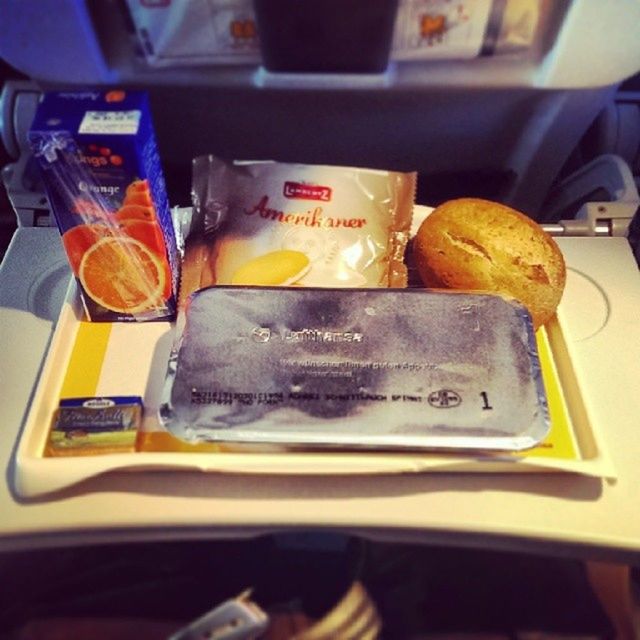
181 157 416 305
159 287 550 452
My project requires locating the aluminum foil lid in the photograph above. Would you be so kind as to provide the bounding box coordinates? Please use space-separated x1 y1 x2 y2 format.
159 287 549 451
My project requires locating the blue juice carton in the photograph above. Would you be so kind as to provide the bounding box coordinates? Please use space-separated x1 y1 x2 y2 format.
28 89 179 321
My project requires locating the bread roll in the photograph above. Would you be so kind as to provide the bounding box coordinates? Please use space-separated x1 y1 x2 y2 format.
413 198 566 329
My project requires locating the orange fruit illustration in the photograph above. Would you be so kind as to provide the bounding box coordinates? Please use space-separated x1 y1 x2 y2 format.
118 219 166 255
115 203 157 223
124 190 154 208
126 179 149 195
117 219 171 299
62 224 113 274
124 179 153 208
79 237 166 314
160 259 172 300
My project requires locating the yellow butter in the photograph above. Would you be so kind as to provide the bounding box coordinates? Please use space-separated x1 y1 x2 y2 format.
231 250 310 286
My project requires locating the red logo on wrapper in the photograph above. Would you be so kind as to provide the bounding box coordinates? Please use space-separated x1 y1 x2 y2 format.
283 182 332 202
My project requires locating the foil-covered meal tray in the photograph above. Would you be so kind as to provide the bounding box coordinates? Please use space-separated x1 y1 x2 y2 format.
159 287 550 451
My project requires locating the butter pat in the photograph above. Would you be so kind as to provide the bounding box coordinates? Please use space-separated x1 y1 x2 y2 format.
160 287 549 451
46 396 143 457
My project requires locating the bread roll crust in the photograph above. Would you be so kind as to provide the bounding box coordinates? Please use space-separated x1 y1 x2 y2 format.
413 198 566 328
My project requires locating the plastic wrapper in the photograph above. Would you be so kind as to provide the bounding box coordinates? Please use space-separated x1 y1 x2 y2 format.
391 0 540 60
160 287 550 452
183 156 415 304
125 0 260 67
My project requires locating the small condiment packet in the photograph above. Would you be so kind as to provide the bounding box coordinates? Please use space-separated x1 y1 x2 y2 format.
46 396 143 456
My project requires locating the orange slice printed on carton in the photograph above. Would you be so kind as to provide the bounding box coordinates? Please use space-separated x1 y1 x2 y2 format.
126 178 149 196
118 219 166 256
124 179 154 208
118 219 171 299
78 236 166 314
115 204 156 223
62 224 114 274
124 192 154 208
116 179 157 221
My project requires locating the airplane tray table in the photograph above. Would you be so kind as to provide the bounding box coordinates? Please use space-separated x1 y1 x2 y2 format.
9 197 615 496
1 228 640 561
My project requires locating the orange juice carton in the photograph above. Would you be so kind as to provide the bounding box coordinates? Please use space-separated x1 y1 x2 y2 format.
28 90 178 321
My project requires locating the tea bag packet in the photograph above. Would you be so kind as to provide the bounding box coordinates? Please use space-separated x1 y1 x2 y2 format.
183 156 415 301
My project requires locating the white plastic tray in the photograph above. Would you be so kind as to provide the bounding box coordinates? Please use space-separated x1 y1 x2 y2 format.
13 272 616 498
